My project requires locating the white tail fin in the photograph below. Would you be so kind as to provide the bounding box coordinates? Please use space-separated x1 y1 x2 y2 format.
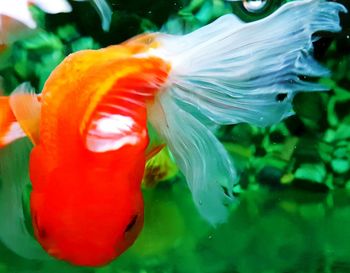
148 93 236 225
74 0 113 31
89 0 113 32
158 0 346 126
148 0 346 224
32 0 72 14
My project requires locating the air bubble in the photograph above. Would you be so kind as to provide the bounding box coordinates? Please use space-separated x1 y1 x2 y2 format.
243 0 268 13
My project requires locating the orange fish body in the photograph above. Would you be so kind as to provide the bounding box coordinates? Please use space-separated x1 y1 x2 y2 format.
31 37 170 266
4 35 170 266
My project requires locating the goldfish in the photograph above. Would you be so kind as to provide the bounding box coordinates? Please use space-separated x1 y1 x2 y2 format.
0 0 112 49
0 0 346 267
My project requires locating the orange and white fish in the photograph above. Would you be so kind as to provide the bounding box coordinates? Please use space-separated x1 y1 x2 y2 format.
0 0 346 267
0 0 112 48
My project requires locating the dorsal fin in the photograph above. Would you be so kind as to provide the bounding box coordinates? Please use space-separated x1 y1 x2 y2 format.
9 83 41 145
83 72 151 153
81 57 170 154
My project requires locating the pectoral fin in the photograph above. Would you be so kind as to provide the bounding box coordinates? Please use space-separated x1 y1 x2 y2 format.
143 147 178 188
0 138 49 260
145 143 165 161
9 83 41 146
0 97 26 147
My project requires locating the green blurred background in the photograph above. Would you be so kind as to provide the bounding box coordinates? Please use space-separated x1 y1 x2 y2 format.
0 0 349 272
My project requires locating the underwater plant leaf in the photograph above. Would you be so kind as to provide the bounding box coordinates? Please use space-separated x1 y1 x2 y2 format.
293 92 327 131
28 5 46 29
294 163 326 183
140 18 158 32
35 51 65 90
318 141 333 162
13 50 30 79
333 144 349 158
334 122 350 140
56 24 80 42
70 37 100 52
294 137 322 163
321 78 350 102
331 158 350 174
21 31 63 50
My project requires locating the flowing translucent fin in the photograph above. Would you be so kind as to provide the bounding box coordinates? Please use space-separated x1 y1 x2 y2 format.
148 0 346 224
0 97 26 147
89 0 112 32
34 0 112 31
156 0 346 126
9 83 41 146
148 93 236 225
0 138 48 259
31 0 72 13
0 0 37 28
74 0 112 31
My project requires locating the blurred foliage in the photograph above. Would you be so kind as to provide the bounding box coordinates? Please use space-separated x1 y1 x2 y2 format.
0 0 349 272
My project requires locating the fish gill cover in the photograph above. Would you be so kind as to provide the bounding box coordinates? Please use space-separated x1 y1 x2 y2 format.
0 0 349 272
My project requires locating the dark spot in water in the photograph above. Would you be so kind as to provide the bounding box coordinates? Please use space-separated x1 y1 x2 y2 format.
269 131 285 143
258 166 284 188
222 186 229 197
293 179 330 193
124 215 138 233
255 146 266 157
275 93 288 102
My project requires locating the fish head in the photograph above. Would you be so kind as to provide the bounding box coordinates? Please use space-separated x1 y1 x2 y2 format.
29 147 146 266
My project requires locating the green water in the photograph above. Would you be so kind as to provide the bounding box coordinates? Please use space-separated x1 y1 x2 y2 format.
115 187 350 273
1 185 350 273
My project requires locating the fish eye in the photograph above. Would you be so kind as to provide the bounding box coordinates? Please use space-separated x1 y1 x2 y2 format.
33 213 48 239
124 215 138 233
